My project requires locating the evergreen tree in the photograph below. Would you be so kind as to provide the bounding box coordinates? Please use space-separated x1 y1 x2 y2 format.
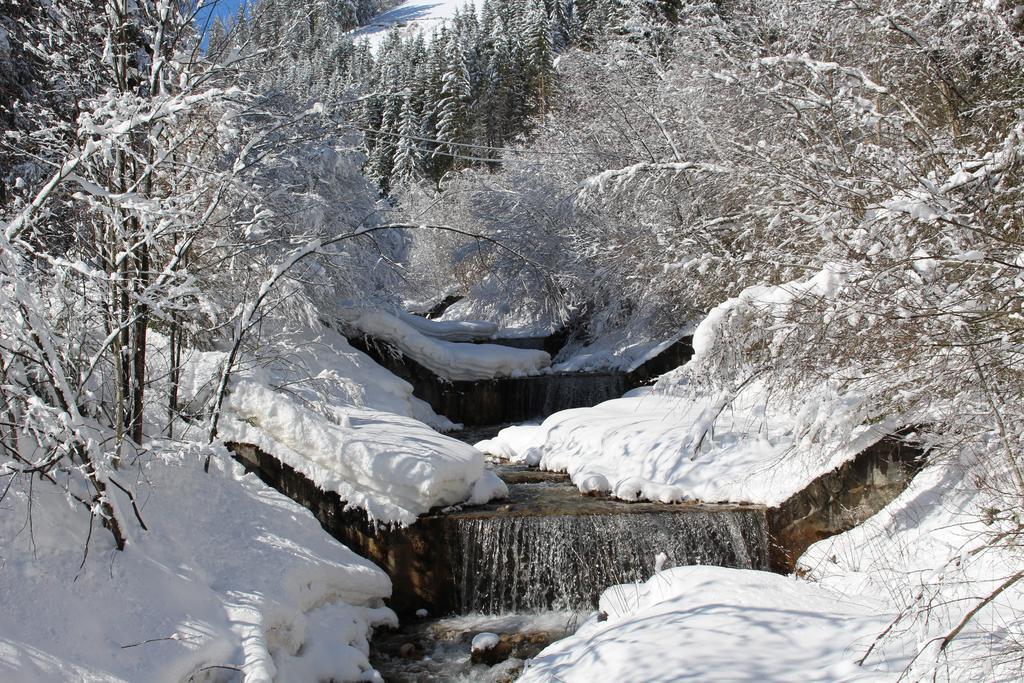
525 0 556 118
392 90 422 189
434 34 472 176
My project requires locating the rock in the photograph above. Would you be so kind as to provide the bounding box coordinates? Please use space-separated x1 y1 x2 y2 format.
399 642 417 659
471 632 508 666
471 632 501 652
470 630 563 666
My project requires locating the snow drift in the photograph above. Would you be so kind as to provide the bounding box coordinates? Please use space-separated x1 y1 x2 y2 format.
151 325 507 525
0 446 395 683
476 383 898 506
519 566 902 683
343 309 550 381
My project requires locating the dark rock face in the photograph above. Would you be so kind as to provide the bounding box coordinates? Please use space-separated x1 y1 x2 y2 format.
348 334 694 426
766 433 925 573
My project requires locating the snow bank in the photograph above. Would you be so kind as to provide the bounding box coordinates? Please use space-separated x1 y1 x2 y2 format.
477 270 900 505
800 457 1024 681
477 384 897 505
397 310 498 342
148 325 507 524
344 309 550 381
520 566 901 683
148 326 454 433
552 323 696 373
0 445 395 683
222 382 505 525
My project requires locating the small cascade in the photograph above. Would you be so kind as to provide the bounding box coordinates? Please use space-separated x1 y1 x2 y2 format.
347 333 691 425
510 372 628 421
449 506 768 614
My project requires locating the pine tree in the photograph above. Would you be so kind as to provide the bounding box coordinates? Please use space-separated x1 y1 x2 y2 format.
525 0 555 118
392 90 422 189
550 0 572 50
434 33 472 176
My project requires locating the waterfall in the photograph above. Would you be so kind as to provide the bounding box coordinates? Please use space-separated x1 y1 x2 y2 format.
450 508 768 614
538 373 627 416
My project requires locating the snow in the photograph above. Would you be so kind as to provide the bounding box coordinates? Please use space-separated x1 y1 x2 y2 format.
519 566 902 682
353 0 486 50
148 326 454 433
470 632 500 653
220 381 505 525
799 456 1024 681
149 325 511 525
552 324 695 372
397 310 498 342
476 383 897 505
343 309 550 381
0 445 395 683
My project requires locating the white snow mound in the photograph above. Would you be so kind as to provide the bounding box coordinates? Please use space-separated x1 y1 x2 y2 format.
221 381 504 525
397 310 498 342
519 566 902 683
0 446 396 683
344 309 550 381
477 384 897 506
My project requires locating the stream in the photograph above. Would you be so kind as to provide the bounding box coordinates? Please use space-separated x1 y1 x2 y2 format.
225 332 921 682
366 415 768 682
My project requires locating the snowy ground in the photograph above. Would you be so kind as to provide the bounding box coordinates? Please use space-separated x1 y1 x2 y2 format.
801 456 1024 681
0 320 521 682
150 325 508 525
352 0 486 50
0 446 395 682
476 382 898 505
518 566 904 683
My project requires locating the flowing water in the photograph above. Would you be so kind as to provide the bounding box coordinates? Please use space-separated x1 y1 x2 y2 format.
444 467 768 614
451 504 767 614
370 466 769 680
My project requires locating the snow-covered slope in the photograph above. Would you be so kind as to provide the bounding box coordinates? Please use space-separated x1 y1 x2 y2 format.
221 384 506 525
519 566 904 683
800 457 1024 681
353 0 486 50
0 446 395 682
476 383 897 506
151 325 507 525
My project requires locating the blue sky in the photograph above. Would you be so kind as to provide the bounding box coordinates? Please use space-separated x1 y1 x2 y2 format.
195 0 247 29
